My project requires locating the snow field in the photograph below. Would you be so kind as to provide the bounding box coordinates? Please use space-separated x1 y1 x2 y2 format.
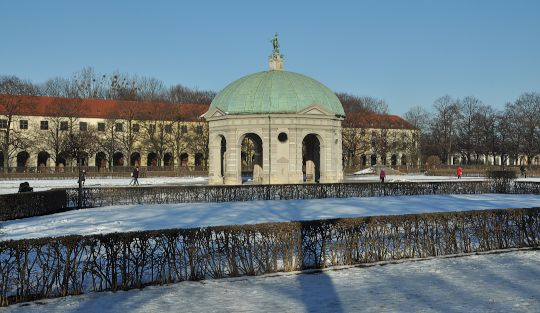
2 194 540 241
4 249 539 313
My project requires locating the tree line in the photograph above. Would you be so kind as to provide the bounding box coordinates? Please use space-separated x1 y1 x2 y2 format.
0 67 215 105
404 93 540 167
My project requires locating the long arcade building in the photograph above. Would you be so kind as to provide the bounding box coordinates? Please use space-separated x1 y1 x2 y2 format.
0 94 419 176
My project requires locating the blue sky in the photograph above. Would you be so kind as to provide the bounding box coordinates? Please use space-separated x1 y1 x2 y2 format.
1 0 539 115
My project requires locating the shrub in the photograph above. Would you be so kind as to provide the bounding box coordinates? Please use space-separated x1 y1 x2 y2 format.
0 190 68 221
485 170 517 193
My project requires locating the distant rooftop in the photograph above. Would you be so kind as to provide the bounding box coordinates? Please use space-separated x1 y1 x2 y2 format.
0 94 208 121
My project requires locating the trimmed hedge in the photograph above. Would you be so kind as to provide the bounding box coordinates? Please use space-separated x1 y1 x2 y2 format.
66 181 540 208
0 190 68 221
1 207 538 306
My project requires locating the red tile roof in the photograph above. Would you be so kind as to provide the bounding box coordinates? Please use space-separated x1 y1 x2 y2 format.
0 94 209 121
344 112 416 130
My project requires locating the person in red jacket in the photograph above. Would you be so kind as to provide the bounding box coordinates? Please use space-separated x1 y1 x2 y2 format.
456 166 463 179
380 169 386 183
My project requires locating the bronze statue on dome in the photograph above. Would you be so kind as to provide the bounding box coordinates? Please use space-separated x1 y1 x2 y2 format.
271 33 280 51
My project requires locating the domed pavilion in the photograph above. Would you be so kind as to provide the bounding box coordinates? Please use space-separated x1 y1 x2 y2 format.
203 35 345 185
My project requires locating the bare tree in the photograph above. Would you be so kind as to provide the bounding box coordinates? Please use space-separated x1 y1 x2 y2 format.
0 75 39 95
513 92 540 165
341 113 371 168
456 96 483 164
430 95 460 164
117 105 141 167
336 93 388 114
168 84 215 104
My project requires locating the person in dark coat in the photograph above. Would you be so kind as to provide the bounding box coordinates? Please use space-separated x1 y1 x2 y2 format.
380 169 386 183
520 165 527 178
129 166 140 186
78 170 86 186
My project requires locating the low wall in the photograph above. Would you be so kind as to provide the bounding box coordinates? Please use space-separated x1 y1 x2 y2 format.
1 207 538 306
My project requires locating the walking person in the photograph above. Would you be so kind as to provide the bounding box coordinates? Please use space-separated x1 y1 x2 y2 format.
129 166 140 186
379 169 386 183
456 166 463 179
520 165 527 178
78 170 86 186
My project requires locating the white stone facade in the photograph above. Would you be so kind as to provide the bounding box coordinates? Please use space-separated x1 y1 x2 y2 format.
205 106 343 185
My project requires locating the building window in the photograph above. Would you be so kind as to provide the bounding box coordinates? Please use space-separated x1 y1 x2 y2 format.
132 123 140 133
97 122 105 132
115 123 123 132
60 121 69 131
196 125 203 134
19 120 28 130
181 125 188 134
165 124 172 134
40 120 49 130
80 122 87 131
0 119 7 129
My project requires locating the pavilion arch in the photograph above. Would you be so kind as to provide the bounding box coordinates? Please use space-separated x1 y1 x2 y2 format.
401 155 407 166
302 133 323 183
130 152 141 166
238 132 263 184
0 151 4 168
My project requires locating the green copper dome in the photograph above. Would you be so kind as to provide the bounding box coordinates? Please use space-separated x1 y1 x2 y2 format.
210 70 345 117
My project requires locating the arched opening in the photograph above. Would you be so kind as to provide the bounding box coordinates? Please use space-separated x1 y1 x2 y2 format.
130 152 141 166
220 136 226 178
391 154 397 166
195 153 203 167
370 154 377 166
37 151 50 170
179 153 189 167
113 152 124 166
360 154 367 167
401 155 407 166
0 151 4 168
96 152 107 171
163 152 173 166
241 133 263 183
147 152 158 167
16 151 30 172
78 152 89 166
56 154 67 172
302 134 320 183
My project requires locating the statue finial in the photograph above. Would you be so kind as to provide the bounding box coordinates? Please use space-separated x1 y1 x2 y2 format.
269 33 284 70
271 33 280 52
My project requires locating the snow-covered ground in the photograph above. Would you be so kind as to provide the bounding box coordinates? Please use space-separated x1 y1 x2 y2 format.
0 176 208 194
3 194 540 241
5 249 539 313
0 174 538 194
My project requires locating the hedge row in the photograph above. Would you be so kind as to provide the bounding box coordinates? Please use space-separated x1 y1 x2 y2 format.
1 207 538 306
0 190 68 221
66 181 540 208
2 181 539 221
